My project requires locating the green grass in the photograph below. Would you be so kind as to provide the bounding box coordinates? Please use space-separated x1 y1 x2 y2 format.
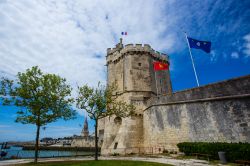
19 160 172 166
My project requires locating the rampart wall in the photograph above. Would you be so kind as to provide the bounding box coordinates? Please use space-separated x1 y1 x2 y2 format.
143 75 250 151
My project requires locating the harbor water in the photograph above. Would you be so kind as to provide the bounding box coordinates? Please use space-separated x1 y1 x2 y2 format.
1 146 94 159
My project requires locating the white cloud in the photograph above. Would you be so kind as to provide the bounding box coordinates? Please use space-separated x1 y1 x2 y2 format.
0 125 11 128
231 52 239 59
40 125 81 138
243 33 250 57
1 1 249 116
0 0 106 86
0 0 173 85
45 125 79 131
0 0 177 115
0 1 177 94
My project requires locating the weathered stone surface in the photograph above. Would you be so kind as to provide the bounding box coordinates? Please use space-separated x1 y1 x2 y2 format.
101 39 172 155
144 98 250 151
100 40 250 155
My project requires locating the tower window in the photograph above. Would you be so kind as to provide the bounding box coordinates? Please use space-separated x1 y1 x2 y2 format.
114 117 122 125
138 63 141 66
114 142 118 149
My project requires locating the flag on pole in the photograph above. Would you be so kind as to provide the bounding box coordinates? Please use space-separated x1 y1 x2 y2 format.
153 62 169 71
121 32 127 35
187 37 211 53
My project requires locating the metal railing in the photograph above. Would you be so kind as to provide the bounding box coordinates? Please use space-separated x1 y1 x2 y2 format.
1 146 178 160
0 149 96 160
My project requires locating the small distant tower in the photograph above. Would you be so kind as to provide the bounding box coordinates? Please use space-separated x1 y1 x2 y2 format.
81 116 89 138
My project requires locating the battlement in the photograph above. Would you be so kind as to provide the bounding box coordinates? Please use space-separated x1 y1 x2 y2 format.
146 74 250 108
107 43 169 64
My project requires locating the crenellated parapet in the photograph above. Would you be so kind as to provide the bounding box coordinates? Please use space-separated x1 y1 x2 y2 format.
146 75 250 108
107 43 169 65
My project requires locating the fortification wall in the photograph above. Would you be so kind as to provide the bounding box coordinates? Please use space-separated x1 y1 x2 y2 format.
143 75 250 152
71 137 96 147
102 41 172 155
101 114 144 155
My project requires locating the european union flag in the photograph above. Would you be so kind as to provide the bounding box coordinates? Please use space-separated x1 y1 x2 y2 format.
187 37 211 53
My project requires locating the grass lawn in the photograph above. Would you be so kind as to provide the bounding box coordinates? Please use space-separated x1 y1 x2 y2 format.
19 160 172 166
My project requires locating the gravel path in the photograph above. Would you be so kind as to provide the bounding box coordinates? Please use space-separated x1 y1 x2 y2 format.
0 156 213 166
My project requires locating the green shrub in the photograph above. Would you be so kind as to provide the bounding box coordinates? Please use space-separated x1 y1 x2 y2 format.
177 142 250 162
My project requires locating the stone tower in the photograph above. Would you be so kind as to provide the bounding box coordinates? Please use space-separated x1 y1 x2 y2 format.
81 116 89 138
99 39 172 155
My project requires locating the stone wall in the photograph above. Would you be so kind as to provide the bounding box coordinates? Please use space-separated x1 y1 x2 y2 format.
71 137 96 147
101 40 172 155
143 75 250 152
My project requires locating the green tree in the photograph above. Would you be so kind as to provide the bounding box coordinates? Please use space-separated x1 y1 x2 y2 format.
0 66 76 163
76 82 135 160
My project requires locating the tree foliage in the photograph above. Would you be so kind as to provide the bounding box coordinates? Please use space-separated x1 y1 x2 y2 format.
76 82 135 120
76 82 135 160
0 66 76 162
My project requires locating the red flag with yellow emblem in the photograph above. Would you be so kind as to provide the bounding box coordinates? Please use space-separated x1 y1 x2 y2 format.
153 61 169 71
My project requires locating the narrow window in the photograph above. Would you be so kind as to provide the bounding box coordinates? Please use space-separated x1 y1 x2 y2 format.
114 142 118 149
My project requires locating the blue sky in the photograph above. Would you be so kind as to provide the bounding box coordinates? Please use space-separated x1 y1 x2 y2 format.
0 0 250 142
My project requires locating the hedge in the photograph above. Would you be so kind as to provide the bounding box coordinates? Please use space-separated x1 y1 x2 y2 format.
177 142 250 162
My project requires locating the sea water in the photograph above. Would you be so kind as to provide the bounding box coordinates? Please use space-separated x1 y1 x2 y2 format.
2 146 94 159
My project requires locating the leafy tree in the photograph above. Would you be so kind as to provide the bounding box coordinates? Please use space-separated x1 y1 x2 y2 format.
0 66 76 163
76 82 135 160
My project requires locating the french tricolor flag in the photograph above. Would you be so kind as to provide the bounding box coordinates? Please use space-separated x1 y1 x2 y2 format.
121 32 127 35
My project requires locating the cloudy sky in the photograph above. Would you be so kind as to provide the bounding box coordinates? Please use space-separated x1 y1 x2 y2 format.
0 0 250 141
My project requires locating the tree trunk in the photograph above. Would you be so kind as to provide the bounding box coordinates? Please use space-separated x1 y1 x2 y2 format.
34 124 40 163
94 119 98 161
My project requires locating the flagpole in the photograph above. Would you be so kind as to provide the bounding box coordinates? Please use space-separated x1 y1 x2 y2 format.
184 32 200 87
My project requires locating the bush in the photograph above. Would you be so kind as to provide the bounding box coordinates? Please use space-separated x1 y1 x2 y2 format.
177 142 250 162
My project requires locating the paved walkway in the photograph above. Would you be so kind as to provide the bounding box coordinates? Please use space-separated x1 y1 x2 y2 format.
0 156 218 166
100 156 211 166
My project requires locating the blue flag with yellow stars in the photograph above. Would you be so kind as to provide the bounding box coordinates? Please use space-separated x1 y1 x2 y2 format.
187 37 211 53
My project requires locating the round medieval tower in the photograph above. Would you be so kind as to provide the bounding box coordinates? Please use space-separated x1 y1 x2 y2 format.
99 39 172 155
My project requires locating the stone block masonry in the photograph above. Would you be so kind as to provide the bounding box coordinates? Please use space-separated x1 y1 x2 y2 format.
144 75 250 151
99 39 250 155
100 39 172 155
